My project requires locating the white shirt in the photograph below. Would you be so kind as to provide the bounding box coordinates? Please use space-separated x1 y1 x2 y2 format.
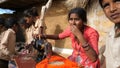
0 31 5 43
25 19 46 44
0 28 16 61
25 25 34 44
104 25 120 68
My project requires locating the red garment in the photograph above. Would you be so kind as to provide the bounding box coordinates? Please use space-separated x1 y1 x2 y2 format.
59 25 100 68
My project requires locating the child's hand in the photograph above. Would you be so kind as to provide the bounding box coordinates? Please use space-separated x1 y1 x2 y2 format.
32 34 39 39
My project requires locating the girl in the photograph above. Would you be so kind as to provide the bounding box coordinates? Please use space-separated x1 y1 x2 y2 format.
39 7 100 68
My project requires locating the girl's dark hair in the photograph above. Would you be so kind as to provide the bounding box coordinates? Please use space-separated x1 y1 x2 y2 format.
5 17 18 29
99 0 103 8
0 17 5 26
68 7 87 23
23 7 39 17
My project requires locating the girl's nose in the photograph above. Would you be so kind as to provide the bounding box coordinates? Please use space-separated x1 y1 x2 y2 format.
71 20 76 25
110 3 117 13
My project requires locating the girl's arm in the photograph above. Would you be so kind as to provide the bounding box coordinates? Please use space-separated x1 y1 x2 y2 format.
40 34 60 40
71 25 98 62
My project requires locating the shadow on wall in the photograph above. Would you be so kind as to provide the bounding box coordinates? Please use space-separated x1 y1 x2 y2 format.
54 24 65 48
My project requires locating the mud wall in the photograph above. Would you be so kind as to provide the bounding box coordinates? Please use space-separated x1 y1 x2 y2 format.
35 0 113 50
1 0 112 50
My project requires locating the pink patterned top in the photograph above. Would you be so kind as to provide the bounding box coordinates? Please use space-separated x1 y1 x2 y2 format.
59 25 100 68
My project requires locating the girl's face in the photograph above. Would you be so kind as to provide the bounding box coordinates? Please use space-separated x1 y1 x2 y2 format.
102 0 120 24
25 17 34 25
68 13 83 29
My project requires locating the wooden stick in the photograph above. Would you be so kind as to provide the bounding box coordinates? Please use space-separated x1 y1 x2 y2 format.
39 0 52 28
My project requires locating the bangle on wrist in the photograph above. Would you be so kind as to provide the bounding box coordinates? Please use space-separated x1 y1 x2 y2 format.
82 42 91 51
82 42 89 48
84 46 90 51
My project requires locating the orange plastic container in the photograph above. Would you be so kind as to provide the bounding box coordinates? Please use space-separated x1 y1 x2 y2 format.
36 55 83 68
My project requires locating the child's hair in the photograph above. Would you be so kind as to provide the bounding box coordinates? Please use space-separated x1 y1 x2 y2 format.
19 17 26 25
23 7 39 17
0 17 5 26
5 17 18 29
68 7 87 24
99 0 103 8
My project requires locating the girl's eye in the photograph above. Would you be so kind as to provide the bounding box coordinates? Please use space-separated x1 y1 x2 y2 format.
102 3 109 8
69 18 73 20
114 0 120 2
69 18 80 21
75 18 80 20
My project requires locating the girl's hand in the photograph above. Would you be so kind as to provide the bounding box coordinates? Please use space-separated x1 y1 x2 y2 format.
38 34 46 39
32 34 39 39
70 25 82 37
70 24 86 44
32 33 44 39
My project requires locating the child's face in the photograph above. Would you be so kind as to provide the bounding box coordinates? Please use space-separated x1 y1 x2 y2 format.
0 24 3 29
102 0 120 24
13 24 18 33
20 24 26 29
68 13 83 29
24 17 33 25
0 24 4 32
